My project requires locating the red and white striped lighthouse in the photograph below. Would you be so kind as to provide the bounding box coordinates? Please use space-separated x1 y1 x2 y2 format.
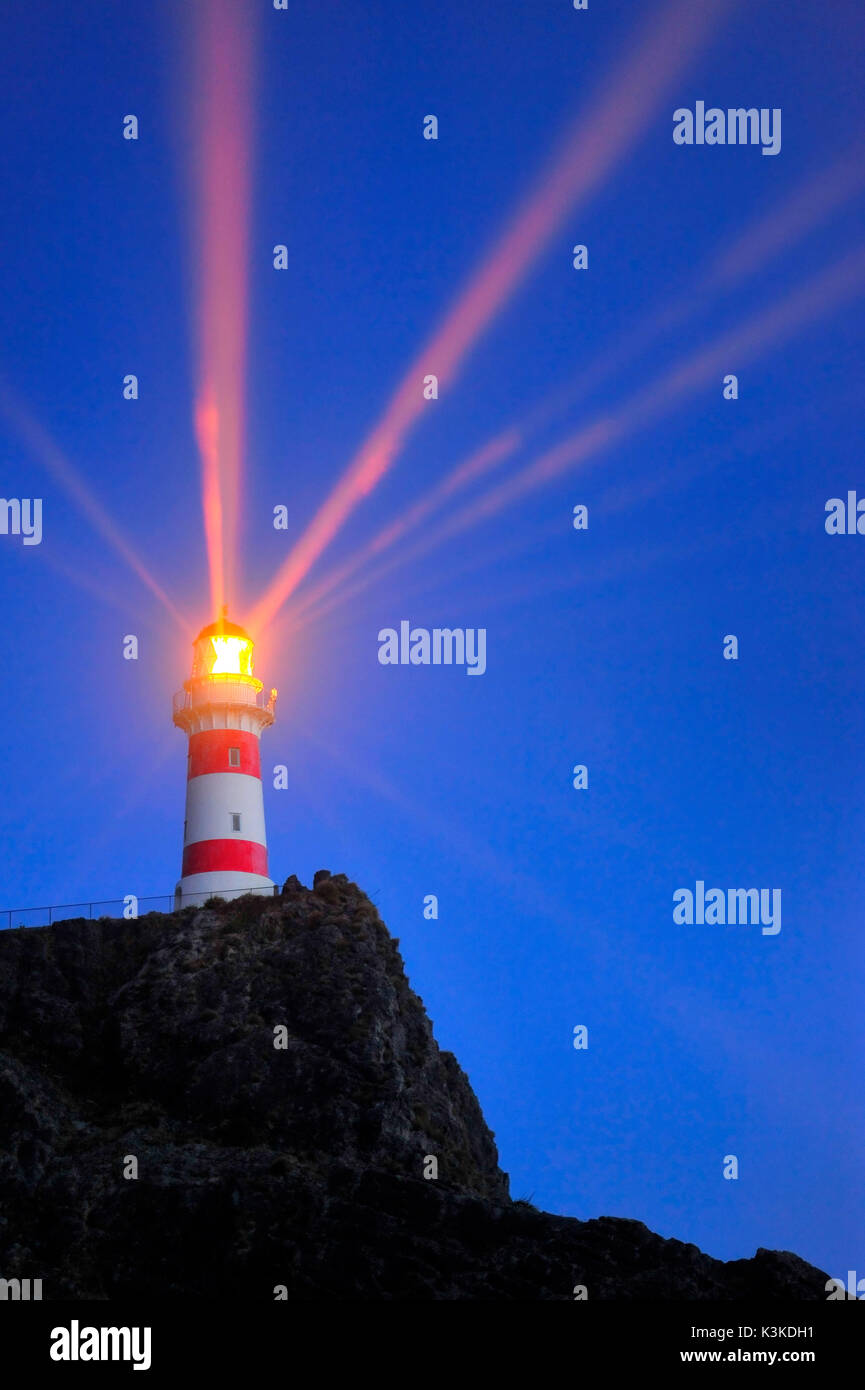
172 614 277 908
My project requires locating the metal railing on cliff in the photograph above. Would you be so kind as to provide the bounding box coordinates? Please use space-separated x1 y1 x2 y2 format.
0 883 280 930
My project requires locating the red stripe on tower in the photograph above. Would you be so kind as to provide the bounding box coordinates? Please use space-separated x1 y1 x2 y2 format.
188 729 262 779
182 839 269 876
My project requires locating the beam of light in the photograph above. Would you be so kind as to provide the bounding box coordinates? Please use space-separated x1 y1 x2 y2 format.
286 515 566 648
620 244 865 428
424 244 865 541
593 394 846 520
289 416 615 636
312 461 750 631
372 515 566 616
309 407 823 635
495 143 865 445
378 408 823 620
189 0 254 620
293 719 571 929
0 387 191 631
287 141 862 628
248 0 735 635
519 144 865 435
297 244 865 626
286 428 522 626
30 548 142 618
82 733 180 869
705 143 865 288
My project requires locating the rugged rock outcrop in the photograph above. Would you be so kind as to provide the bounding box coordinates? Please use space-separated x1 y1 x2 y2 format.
0 872 831 1299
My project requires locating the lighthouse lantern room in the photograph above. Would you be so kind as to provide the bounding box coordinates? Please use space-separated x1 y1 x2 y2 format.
172 614 277 909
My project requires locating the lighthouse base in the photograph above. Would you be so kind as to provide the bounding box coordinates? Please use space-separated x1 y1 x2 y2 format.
174 870 277 911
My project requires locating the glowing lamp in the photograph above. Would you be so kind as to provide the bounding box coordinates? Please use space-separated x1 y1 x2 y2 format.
172 614 277 909
209 635 254 675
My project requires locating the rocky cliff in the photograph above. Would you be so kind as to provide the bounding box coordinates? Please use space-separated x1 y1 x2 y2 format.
0 871 830 1299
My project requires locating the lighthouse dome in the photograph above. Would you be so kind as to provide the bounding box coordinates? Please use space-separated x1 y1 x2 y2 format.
195 617 250 642
189 617 257 682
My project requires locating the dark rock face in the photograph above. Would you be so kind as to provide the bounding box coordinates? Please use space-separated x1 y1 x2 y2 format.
0 875 831 1299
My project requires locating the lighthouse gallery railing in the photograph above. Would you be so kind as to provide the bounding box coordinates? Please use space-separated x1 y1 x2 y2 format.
172 685 276 716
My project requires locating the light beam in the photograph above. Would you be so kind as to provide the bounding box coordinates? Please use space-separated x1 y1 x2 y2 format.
189 0 254 619
298 244 865 623
284 132 859 627
0 387 190 631
249 0 735 635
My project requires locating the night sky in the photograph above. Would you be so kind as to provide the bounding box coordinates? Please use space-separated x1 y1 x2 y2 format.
0 0 863 1284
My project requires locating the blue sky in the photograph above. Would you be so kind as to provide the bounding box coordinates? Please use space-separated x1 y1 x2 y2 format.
0 0 863 1283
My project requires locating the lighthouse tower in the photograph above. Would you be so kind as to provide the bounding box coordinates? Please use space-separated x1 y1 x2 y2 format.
172 615 277 909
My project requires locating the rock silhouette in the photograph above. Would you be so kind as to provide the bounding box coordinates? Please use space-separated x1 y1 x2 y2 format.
0 873 830 1299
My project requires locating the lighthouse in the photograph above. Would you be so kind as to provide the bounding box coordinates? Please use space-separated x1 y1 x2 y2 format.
172 615 277 909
